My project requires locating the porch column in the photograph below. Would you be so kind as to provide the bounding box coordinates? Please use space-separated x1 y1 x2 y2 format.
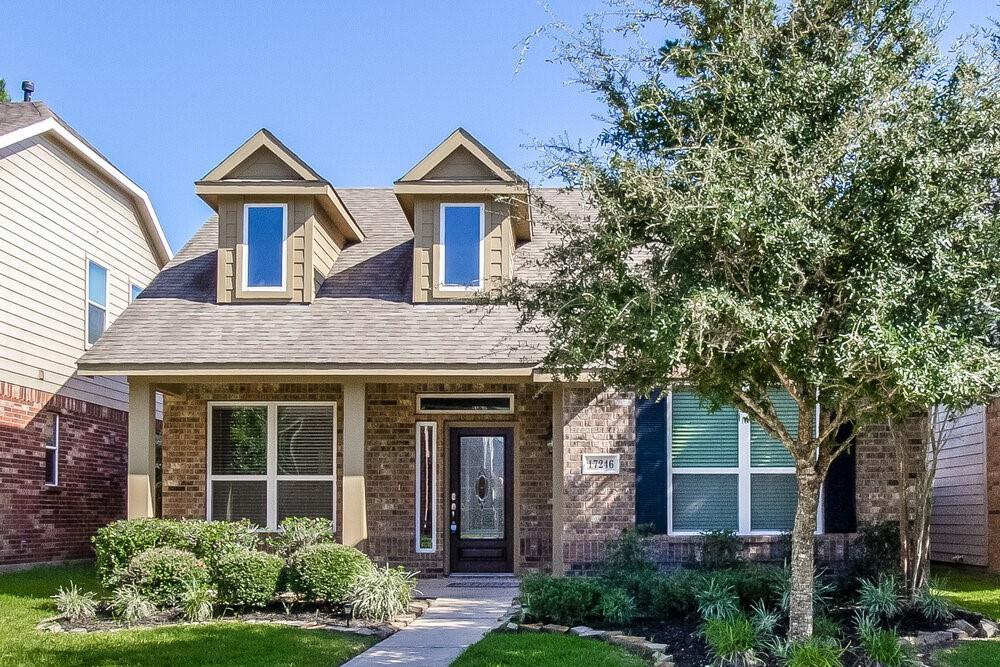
341 380 368 546
551 385 566 575
127 378 157 519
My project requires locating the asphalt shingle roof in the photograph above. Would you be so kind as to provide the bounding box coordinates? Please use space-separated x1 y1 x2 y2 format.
79 187 587 372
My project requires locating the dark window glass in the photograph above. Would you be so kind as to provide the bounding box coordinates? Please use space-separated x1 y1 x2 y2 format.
277 481 333 522
43 412 58 486
418 395 512 413
277 405 334 475
211 407 267 474
211 480 267 526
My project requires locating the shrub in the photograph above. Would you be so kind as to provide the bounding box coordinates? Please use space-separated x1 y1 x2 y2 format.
599 588 636 626
857 623 918 667
214 549 284 608
649 569 702 618
180 577 216 622
182 519 258 569
913 582 953 623
700 529 742 569
348 564 418 622
847 522 901 582
813 617 842 640
287 543 371 603
92 518 187 587
702 615 759 667
521 575 603 626
601 526 657 581
696 576 741 621
776 636 845 667
125 547 210 607
857 575 902 623
715 564 784 610
269 517 336 557
52 582 98 622
109 584 156 624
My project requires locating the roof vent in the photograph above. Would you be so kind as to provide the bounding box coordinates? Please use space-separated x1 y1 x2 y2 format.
21 81 34 102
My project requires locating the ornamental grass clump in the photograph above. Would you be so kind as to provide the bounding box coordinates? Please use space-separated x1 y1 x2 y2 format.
857 576 903 624
348 564 418 622
52 582 98 622
701 615 761 667
179 577 216 622
599 587 636 626
696 576 741 621
913 582 953 623
109 584 156 625
855 614 918 667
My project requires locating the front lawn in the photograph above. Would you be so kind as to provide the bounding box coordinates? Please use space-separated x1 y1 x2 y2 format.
0 563 374 667
932 565 1000 621
451 632 647 667
933 641 1000 667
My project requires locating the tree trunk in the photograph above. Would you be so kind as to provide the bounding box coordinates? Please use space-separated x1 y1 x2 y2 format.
788 470 822 640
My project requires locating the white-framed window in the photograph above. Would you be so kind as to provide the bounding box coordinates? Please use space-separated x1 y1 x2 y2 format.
129 281 144 302
439 203 484 290
242 203 287 290
43 412 59 486
415 422 437 553
207 401 336 530
666 388 824 536
85 259 108 346
416 393 514 414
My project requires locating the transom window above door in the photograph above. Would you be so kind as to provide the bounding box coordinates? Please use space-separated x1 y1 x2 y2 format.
439 203 484 290
243 204 287 290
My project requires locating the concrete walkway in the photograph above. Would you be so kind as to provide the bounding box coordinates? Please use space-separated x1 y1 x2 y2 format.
343 576 519 667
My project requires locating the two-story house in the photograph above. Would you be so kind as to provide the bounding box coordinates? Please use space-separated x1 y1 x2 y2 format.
78 128 907 575
0 101 170 567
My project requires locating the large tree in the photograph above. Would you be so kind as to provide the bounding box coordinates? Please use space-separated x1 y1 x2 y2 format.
502 0 1000 638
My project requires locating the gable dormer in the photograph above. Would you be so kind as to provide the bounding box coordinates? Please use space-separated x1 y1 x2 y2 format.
196 129 364 304
394 128 531 303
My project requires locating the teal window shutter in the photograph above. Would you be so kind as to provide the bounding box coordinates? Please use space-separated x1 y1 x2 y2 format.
671 391 739 468
750 390 798 467
672 474 738 531
750 474 798 531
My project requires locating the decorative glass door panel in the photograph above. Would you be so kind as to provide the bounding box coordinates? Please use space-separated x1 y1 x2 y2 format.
459 436 505 539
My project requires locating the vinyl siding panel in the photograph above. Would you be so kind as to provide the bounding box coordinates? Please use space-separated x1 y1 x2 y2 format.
931 405 987 566
0 135 160 411
311 208 343 295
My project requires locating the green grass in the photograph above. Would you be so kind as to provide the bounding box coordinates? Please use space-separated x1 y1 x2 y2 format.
452 632 647 667
933 641 1000 667
0 563 374 666
932 565 1000 621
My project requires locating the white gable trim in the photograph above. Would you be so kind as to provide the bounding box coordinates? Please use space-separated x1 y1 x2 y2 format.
0 117 173 265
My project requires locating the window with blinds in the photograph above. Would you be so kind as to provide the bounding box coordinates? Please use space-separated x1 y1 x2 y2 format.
208 402 336 530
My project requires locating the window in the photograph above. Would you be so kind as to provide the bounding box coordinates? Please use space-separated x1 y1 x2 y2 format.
416 394 514 414
86 260 108 346
43 412 59 486
667 389 821 535
415 422 437 553
439 203 484 289
243 204 287 290
130 282 144 302
207 402 335 530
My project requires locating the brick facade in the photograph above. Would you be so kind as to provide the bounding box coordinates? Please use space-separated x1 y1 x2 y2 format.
0 381 127 568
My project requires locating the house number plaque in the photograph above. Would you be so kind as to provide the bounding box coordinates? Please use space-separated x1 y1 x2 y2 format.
581 453 620 475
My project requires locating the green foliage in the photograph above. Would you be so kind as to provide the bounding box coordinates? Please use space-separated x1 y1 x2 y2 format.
856 622 918 667
287 543 371 603
700 530 742 569
847 523 901 584
697 576 741 621
601 526 657 580
0 80 9 103
124 547 210 607
521 575 603 626
913 581 954 623
857 575 903 623
647 568 702 617
348 564 417 622
214 549 283 608
778 568 836 616
182 520 258 569
701 615 760 667
51 582 98 622
813 617 842 640
179 577 215 622
775 636 845 667
108 584 156 625
599 587 636 626
268 517 336 558
749 600 780 639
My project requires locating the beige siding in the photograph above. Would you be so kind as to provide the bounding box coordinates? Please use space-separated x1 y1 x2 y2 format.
312 207 343 294
423 146 501 181
0 135 160 411
931 405 988 566
226 146 302 180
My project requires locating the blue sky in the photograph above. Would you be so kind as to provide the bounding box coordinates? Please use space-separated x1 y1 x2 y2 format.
4 1 996 252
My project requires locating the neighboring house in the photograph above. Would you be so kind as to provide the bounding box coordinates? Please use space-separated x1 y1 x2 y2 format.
931 402 1000 571
0 102 170 568
78 127 905 575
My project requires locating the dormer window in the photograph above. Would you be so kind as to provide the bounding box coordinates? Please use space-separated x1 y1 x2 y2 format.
440 203 484 290
243 204 287 290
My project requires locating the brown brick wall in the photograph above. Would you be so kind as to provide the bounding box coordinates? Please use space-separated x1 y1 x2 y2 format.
854 418 924 526
986 399 1000 572
0 381 127 567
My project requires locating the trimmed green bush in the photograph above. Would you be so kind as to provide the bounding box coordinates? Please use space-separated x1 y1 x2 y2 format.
125 547 210 607
214 549 284 607
521 574 603 626
648 569 702 617
182 519 258 569
92 518 188 587
287 543 371 603
269 517 336 558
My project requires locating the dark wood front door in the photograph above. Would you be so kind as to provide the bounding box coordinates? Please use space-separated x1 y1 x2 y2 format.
448 427 514 573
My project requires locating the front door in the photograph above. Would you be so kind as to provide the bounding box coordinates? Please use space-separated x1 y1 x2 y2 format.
448 427 513 573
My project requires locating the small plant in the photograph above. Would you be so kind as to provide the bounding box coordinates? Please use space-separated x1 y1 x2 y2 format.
109 584 156 625
702 615 760 667
179 577 215 622
348 564 418 622
599 587 636 626
749 600 780 639
813 616 842 640
521 575 603 626
287 542 372 603
600 525 656 582
913 582 953 623
847 522 901 582
778 568 835 615
52 582 98 622
214 549 284 608
268 517 336 558
857 575 902 623
774 636 845 667
697 576 741 621
700 529 742 569
124 546 211 607
856 618 918 667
